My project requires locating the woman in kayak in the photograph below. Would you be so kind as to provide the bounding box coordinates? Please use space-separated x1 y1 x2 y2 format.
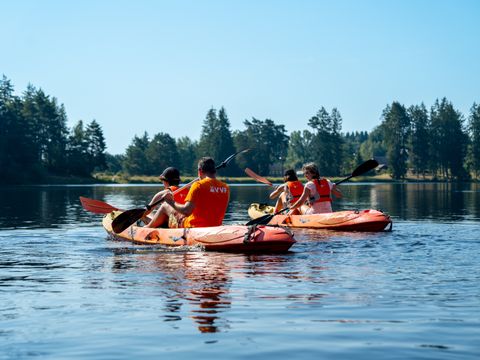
269 169 304 213
289 162 342 214
146 157 230 228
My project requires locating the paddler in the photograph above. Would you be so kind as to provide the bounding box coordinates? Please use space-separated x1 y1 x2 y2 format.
288 162 342 215
146 157 230 228
269 169 304 213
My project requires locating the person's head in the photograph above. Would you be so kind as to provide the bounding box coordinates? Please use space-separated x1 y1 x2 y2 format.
197 157 216 178
283 169 298 182
302 162 320 180
159 167 181 186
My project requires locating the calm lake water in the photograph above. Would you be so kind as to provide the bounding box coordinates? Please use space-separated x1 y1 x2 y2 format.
1 183 479 359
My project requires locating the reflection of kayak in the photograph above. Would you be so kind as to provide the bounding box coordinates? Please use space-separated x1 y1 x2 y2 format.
248 203 392 232
103 211 295 253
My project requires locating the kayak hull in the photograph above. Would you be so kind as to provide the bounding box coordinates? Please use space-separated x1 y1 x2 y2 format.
248 203 392 232
103 211 295 253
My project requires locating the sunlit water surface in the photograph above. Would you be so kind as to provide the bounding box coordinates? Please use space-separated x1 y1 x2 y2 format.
0 183 479 359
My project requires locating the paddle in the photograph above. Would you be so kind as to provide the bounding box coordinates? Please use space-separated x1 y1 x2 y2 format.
245 168 273 186
111 149 249 233
246 159 379 226
79 196 123 214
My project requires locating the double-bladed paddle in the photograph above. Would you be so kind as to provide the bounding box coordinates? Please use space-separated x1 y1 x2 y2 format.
245 158 379 226
111 149 250 233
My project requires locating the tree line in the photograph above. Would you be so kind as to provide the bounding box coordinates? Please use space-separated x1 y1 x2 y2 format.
0 75 106 184
2 75 479 184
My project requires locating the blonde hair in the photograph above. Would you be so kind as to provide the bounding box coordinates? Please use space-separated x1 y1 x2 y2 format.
302 162 320 179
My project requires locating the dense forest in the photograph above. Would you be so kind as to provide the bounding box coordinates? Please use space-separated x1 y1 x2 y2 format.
1 75 479 184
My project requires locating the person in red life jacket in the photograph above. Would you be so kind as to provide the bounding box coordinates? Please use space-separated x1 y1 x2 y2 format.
269 169 304 213
289 162 342 214
142 167 189 227
146 157 230 228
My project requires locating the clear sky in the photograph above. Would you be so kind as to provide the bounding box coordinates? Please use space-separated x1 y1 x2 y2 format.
1 0 479 154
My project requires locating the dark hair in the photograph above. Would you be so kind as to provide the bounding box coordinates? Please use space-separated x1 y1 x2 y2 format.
283 169 298 182
159 167 181 185
198 157 216 174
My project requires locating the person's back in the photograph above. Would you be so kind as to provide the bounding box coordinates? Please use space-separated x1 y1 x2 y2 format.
183 177 229 227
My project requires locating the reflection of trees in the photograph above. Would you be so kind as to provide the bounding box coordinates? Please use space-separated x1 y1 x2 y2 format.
107 251 309 334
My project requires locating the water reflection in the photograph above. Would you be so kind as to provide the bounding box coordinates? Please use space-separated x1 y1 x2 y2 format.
107 249 305 333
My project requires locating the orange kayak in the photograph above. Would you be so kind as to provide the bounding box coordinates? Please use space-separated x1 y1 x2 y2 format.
103 211 295 253
248 203 392 232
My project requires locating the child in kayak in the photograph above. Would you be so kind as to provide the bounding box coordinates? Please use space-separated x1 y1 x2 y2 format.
289 162 342 214
147 167 189 207
269 169 304 213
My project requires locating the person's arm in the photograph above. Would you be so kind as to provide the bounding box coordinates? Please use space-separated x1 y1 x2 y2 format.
269 184 285 199
332 185 342 198
148 189 168 208
163 193 195 216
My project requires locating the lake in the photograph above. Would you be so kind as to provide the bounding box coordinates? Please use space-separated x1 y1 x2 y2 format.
1 183 479 359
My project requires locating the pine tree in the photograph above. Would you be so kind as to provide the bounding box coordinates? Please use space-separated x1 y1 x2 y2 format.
145 133 179 176
382 102 410 179
467 103 480 179
430 98 468 180
123 132 150 175
85 119 107 172
408 103 430 178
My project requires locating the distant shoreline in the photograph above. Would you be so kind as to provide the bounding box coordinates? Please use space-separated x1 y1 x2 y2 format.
27 174 477 185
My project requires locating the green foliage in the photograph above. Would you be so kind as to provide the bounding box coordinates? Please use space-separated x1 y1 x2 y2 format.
177 136 198 175
123 132 150 176
285 130 313 171
233 117 289 175
381 102 410 179
145 133 179 176
307 107 344 176
430 98 468 180
467 103 480 179
408 104 430 178
197 107 238 176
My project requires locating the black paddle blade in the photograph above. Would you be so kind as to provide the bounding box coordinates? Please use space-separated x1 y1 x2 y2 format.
246 214 273 226
351 159 379 177
245 207 289 226
216 148 250 169
111 208 147 233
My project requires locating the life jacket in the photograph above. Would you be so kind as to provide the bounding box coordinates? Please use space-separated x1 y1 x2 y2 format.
169 185 188 205
285 181 304 204
310 178 332 203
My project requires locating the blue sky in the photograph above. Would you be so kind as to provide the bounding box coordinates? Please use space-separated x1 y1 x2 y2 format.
1 0 479 154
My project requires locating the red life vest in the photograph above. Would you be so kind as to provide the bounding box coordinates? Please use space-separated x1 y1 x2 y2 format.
169 185 188 204
286 181 304 203
311 178 332 203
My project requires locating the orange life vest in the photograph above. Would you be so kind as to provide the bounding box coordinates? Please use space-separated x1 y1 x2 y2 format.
169 185 188 205
310 178 332 203
183 178 230 228
286 181 304 203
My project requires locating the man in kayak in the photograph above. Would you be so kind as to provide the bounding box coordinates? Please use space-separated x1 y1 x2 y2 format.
289 162 342 214
269 169 304 213
146 157 230 228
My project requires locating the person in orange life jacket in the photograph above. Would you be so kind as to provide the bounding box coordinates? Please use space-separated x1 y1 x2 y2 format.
269 169 304 213
146 157 230 228
289 162 342 215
